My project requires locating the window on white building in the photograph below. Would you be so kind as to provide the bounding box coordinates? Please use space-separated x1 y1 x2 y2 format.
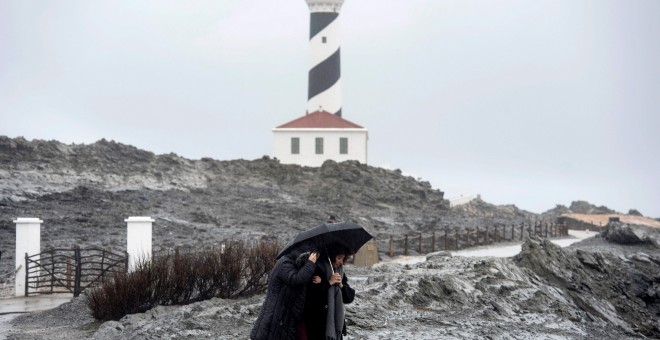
315 137 324 154
340 137 348 154
291 137 300 154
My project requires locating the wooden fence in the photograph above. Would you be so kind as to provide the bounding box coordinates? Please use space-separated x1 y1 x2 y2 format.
388 222 568 257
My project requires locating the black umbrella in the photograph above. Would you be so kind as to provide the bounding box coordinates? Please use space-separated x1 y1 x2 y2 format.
276 221 373 259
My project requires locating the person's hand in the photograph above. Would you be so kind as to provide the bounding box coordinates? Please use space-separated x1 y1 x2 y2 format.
329 273 342 286
308 251 318 263
312 275 321 284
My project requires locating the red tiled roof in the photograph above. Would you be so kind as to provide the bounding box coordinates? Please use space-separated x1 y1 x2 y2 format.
276 110 364 129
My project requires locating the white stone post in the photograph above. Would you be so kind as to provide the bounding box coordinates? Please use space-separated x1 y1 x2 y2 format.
125 216 154 272
14 217 42 297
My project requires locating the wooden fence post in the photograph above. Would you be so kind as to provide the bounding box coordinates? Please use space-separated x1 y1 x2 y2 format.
389 236 394 257
485 226 489 244
544 223 548 238
465 229 470 248
520 224 524 241
455 229 459 250
431 231 436 252
511 224 515 241
494 225 498 243
444 229 448 250
404 235 408 256
476 227 480 246
418 233 422 254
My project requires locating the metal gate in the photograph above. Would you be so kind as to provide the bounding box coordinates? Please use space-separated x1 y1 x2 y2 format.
24 246 128 297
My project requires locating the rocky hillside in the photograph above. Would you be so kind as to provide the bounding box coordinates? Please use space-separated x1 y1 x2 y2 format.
541 200 620 222
0 135 633 275
0 136 532 248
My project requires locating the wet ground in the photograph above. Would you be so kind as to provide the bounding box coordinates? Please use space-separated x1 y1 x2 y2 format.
3 228 656 339
0 294 73 315
1 232 593 339
0 294 73 340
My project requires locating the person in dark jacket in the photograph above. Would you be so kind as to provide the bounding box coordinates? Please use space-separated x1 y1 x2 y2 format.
250 245 318 340
303 244 355 340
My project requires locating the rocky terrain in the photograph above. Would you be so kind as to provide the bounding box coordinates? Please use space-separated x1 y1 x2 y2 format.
2 135 659 339
4 222 660 339
0 136 578 279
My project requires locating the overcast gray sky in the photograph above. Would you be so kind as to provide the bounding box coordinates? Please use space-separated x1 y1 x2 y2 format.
1 0 659 217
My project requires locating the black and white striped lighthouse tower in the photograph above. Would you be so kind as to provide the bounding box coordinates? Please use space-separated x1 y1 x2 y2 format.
305 0 344 117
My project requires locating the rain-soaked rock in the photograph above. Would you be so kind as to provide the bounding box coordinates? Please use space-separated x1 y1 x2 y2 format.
631 252 651 263
490 301 512 317
407 275 470 308
426 250 452 262
93 321 124 340
576 249 599 269
514 231 660 338
602 222 660 247
514 236 582 288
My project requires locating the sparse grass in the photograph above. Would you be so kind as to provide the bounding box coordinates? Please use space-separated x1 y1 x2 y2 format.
85 240 280 321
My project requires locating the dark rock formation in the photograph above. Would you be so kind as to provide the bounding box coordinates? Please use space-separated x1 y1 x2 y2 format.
602 222 660 247
515 223 660 337
569 200 617 214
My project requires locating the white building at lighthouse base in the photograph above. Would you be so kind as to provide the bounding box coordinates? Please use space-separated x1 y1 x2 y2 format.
272 110 368 167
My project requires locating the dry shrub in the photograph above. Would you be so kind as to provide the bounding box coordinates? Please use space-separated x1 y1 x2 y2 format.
85 259 154 321
86 240 279 321
240 241 281 296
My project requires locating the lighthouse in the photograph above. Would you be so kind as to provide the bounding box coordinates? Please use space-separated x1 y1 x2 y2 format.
272 0 368 167
305 0 344 117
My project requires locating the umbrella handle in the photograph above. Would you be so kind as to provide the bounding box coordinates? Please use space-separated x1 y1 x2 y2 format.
328 255 334 275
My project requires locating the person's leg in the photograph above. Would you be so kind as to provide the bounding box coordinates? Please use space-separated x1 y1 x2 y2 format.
296 321 308 340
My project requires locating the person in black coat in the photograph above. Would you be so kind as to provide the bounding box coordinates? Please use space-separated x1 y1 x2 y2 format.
303 244 355 340
250 246 319 340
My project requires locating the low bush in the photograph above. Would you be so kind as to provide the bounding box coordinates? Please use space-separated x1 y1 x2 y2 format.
86 240 280 321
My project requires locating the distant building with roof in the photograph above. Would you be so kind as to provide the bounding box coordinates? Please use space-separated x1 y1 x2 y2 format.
273 110 368 167
273 0 368 167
